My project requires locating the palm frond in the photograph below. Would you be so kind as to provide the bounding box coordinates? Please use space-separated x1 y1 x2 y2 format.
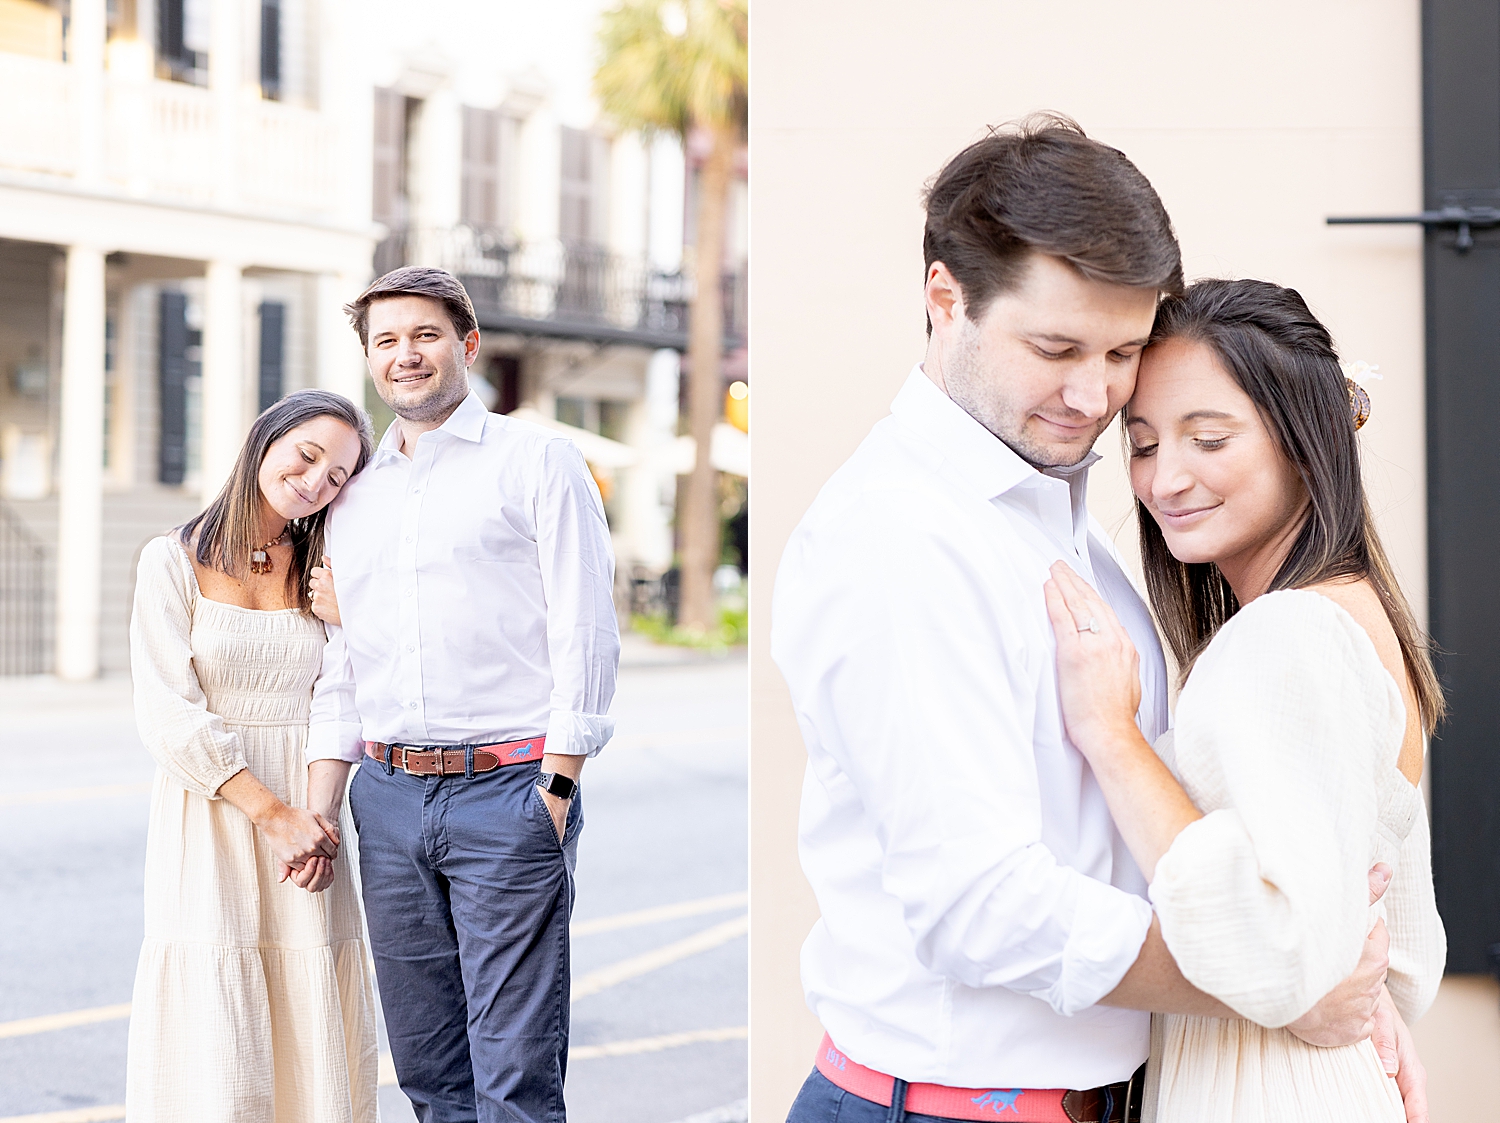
594 0 748 138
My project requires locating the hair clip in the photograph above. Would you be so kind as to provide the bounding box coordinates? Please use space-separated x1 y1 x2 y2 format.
1346 377 1371 431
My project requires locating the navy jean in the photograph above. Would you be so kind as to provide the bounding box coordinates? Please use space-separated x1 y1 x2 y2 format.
786 1069 990 1123
349 756 581 1123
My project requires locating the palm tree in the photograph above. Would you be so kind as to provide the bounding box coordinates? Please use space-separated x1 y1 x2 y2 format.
595 0 747 630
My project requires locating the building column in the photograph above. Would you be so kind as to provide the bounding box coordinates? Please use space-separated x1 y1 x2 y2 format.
55 245 107 681
317 272 369 408
209 0 242 210
200 260 244 504
70 0 106 185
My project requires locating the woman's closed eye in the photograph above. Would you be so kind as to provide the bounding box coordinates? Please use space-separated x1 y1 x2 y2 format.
1129 442 1158 459
1194 436 1230 451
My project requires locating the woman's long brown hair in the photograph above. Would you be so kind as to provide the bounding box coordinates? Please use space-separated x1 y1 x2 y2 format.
179 389 374 611
1136 278 1445 735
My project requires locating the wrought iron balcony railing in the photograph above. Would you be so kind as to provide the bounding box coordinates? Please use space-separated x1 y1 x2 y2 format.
374 225 745 352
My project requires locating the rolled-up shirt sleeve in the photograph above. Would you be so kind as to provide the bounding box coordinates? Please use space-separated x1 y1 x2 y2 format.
775 499 1151 1016
306 622 366 763
535 438 620 756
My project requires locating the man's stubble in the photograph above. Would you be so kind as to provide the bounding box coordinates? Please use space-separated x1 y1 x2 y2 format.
941 319 1110 470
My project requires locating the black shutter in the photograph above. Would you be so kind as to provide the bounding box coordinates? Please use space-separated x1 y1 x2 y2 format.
1423 0 1500 975
258 301 285 415
259 0 281 100
157 0 185 66
492 354 520 415
158 291 190 486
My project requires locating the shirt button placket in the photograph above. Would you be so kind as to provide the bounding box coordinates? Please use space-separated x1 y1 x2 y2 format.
399 443 432 739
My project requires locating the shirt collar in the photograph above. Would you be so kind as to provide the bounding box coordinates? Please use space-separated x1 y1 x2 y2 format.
891 365 1100 500
373 391 489 462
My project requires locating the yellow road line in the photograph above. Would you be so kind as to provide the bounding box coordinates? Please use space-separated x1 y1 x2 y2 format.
0 907 746 1041
570 1025 747 1060
571 891 746 937
377 1026 748 1085
0 1004 132 1040
571 914 747 1001
0 783 151 808
0 1107 126 1123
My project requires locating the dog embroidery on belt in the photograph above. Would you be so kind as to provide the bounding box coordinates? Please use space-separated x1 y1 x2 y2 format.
972 1090 1023 1114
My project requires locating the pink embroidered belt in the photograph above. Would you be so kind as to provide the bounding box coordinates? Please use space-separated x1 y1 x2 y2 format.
815 1034 1141 1123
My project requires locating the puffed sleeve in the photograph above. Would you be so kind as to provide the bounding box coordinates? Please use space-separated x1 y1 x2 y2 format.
1384 794 1446 1021
1148 592 1406 1027
129 536 249 797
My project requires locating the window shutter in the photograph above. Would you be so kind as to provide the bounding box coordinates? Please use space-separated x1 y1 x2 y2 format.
257 302 285 414
157 291 190 486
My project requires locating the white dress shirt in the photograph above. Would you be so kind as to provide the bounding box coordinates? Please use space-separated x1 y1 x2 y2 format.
771 367 1169 1091
308 392 619 762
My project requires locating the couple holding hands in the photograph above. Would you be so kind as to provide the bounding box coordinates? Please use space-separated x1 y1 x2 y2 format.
123 267 620 1123
773 116 1444 1123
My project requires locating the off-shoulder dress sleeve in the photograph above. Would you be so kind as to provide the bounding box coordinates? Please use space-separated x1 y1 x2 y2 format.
1148 591 1408 1028
129 536 249 797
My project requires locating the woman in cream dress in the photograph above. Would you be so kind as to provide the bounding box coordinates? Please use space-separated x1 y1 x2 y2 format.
126 390 379 1123
1043 279 1445 1122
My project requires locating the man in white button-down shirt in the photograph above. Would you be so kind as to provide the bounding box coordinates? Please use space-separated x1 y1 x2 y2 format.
773 118 1403 1123
307 267 619 1123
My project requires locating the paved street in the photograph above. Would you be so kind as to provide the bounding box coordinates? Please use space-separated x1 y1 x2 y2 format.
0 642 746 1123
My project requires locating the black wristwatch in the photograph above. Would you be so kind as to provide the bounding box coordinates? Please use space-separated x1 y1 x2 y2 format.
535 771 577 800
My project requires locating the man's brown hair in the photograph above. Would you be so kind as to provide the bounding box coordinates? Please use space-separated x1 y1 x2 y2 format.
344 266 479 349
922 113 1183 332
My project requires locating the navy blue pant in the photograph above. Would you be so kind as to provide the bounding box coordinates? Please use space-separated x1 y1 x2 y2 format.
787 1069 980 1123
349 757 581 1123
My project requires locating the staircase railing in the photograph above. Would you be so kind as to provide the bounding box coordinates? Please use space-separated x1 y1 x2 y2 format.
0 500 51 675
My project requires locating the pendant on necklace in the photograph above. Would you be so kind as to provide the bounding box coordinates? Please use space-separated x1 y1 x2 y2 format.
249 533 285 576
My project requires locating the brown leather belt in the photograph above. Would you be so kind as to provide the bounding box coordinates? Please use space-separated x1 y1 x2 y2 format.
364 736 546 776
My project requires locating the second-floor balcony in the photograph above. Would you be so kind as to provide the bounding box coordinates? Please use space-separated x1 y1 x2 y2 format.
0 50 342 219
377 225 748 353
